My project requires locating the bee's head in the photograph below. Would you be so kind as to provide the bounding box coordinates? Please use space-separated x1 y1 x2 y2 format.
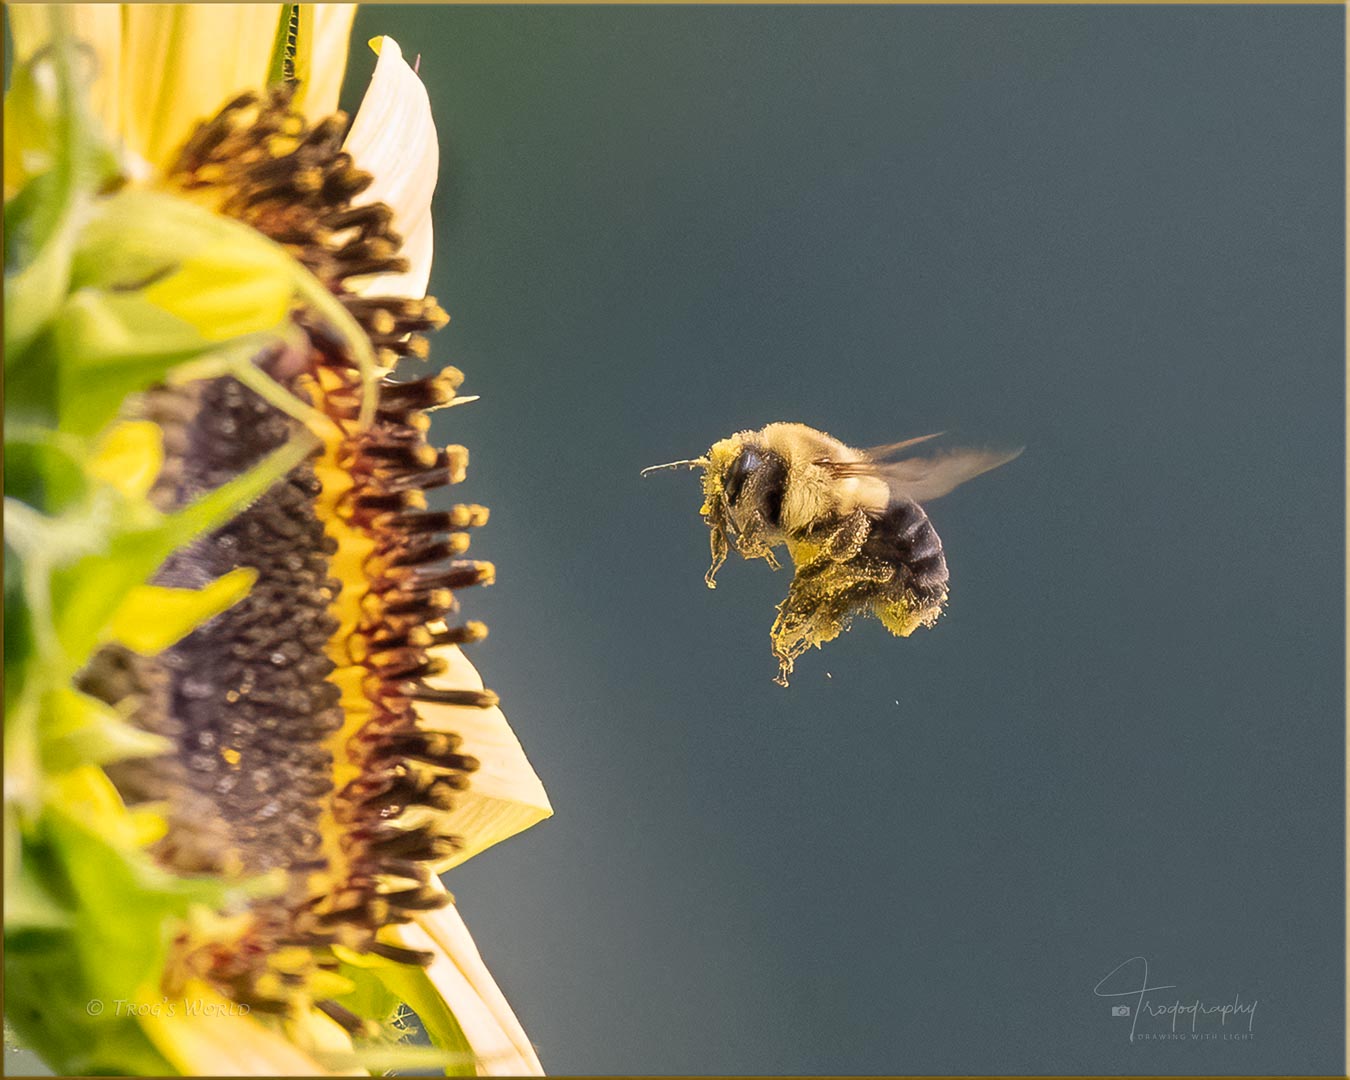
706 437 788 528
641 432 788 589
698 436 789 585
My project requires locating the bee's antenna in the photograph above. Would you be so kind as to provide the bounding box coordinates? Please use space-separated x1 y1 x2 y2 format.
640 457 709 477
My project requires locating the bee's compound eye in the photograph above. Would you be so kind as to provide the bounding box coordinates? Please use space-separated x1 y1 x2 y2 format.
758 454 787 525
761 465 785 525
724 448 762 506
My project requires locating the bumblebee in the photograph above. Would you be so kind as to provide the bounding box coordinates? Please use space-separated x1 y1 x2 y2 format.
643 423 1020 685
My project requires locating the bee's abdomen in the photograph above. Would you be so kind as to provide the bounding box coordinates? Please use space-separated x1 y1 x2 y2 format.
864 498 949 600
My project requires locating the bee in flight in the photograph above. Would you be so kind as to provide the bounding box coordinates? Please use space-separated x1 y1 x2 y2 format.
642 423 1021 685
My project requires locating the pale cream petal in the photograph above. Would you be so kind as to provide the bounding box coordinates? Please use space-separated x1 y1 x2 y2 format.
118 4 286 168
343 36 438 299
372 202 435 302
415 645 552 872
394 892 544 1076
290 4 358 121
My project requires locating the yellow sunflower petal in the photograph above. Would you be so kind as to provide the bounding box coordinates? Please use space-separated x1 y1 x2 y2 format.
12 4 287 174
88 420 164 501
140 985 357 1077
7 4 122 140
343 36 438 299
107 569 258 657
395 891 544 1076
290 4 358 121
121 4 286 170
416 646 553 872
284 1007 367 1074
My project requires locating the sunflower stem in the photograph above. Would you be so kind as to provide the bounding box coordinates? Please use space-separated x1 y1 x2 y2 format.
225 344 346 444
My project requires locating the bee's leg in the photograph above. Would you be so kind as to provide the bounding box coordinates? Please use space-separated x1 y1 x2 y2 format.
704 522 728 589
737 515 784 571
769 553 892 685
797 509 872 572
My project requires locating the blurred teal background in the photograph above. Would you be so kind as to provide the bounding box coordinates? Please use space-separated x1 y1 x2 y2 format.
338 5 1344 1076
339 6 1345 1075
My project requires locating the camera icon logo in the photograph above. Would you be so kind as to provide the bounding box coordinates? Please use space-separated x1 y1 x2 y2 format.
1111 1005 1131 1017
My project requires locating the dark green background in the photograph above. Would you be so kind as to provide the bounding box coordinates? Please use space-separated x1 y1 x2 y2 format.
341 5 1345 1075
343 6 1345 1075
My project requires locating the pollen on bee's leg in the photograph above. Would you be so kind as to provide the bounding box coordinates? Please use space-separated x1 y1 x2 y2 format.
875 584 946 637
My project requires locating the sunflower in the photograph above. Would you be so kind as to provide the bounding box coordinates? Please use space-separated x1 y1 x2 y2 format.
4 5 550 1075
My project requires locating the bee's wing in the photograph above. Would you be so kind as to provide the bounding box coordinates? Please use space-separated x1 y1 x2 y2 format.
858 432 945 460
819 444 1022 503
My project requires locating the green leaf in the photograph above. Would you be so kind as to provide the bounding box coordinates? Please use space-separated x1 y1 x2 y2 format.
2 425 90 516
3 16 119 363
367 961 476 1077
108 567 258 656
4 538 36 711
5 928 178 1077
334 961 407 1026
2 8 117 205
41 687 172 772
43 804 193 991
70 191 298 335
48 290 223 438
4 183 83 372
3 878 72 932
47 433 316 672
3 786 254 1075
45 185 377 436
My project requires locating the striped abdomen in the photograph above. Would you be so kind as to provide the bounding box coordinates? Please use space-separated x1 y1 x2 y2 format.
864 497 949 601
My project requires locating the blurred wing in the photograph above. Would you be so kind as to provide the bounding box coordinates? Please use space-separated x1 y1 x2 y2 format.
819 444 1023 502
858 432 944 460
